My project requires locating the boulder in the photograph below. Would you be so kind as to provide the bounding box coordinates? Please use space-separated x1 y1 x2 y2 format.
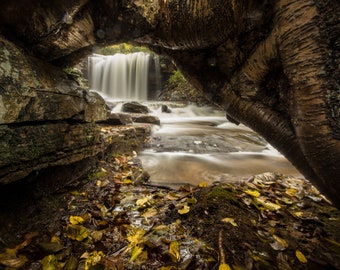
122 102 150 114
132 115 161 125
104 112 134 125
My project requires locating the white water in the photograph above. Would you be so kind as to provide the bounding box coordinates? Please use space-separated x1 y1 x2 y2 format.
137 103 302 188
88 52 151 100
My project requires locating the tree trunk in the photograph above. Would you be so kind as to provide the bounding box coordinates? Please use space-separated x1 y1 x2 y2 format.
146 0 340 207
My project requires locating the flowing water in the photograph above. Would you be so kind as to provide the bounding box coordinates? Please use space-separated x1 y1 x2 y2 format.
137 103 302 188
87 53 301 188
88 52 161 100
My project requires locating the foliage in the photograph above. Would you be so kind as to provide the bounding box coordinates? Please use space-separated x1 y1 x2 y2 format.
96 43 152 55
168 69 187 87
1 156 340 269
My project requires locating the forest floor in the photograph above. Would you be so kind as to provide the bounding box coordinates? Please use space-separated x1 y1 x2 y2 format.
0 153 339 270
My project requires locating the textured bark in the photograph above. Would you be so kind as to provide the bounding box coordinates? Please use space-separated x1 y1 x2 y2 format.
0 0 339 207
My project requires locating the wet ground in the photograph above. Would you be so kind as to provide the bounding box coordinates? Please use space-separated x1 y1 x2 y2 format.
0 154 339 270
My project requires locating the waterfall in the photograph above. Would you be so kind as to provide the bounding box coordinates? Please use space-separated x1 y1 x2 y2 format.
88 52 153 100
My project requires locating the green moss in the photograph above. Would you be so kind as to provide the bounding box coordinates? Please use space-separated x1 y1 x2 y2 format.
88 170 108 180
205 186 240 207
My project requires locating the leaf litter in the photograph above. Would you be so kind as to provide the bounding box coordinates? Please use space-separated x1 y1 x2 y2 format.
0 156 339 269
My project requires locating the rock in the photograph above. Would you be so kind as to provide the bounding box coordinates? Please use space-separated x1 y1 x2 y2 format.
0 37 148 186
132 115 160 125
0 123 152 185
0 123 103 184
122 102 150 114
105 112 133 125
161 104 172 113
0 37 107 125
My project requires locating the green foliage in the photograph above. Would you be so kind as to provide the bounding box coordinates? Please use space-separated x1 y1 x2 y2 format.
96 43 152 55
168 69 187 87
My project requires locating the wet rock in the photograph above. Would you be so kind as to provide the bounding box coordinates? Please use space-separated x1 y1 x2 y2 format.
122 102 150 114
105 112 133 125
161 104 172 113
0 38 150 186
132 114 160 125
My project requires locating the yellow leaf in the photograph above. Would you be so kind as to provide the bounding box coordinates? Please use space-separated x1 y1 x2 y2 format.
219 263 232 270
178 205 190 215
293 211 304 218
126 227 146 247
83 251 104 270
123 179 133 184
66 225 89 241
41 255 60 270
5 248 17 256
245 189 261 197
270 235 288 251
168 241 180 262
295 250 307 263
221 218 238 227
136 197 150 206
69 216 85 225
70 191 87 196
186 197 197 205
256 197 281 211
285 188 298 197
166 193 181 200
198 182 208 188
50 236 62 244
130 245 144 262
141 208 158 218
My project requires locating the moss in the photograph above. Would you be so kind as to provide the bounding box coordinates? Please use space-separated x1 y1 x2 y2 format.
88 170 108 180
205 185 240 207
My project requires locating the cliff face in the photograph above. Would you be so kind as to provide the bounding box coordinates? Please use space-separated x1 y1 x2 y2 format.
0 36 150 185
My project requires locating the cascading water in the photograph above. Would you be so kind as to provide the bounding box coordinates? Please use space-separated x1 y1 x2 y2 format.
88 52 159 100
138 103 302 188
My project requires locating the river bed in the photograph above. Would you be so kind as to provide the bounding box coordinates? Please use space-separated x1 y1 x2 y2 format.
138 103 302 188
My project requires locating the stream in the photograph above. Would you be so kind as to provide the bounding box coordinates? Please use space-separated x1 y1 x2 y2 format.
137 103 302 188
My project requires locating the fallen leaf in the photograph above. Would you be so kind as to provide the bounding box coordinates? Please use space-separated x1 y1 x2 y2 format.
96 179 109 187
130 245 144 262
66 224 90 241
198 182 208 188
168 241 180 262
186 197 197 205
270 235 288 251
82 251 104 270
285 188 298 197
221 218 238 227
178 205 190 215
141 208 158 218
126 227 146 247
245 189 261 197
256 197 281 211
69 216 85 225
295 250 307 263
136 196 151 206
219 263 232 270
41 254 62 270
0 253 27 268
91 230 103 242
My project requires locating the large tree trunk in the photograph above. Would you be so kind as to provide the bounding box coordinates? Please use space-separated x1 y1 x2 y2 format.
0 0 339 207
143 0 340 208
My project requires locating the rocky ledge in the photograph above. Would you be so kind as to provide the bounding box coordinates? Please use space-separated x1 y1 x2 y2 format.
0 37 157 186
